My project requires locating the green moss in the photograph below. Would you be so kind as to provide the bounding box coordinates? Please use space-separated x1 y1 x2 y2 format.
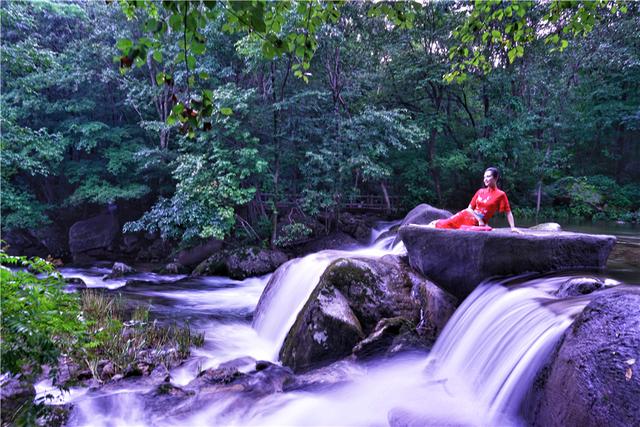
324 259 375 290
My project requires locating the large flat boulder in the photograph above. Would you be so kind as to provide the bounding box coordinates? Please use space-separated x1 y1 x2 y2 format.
399 225 616 299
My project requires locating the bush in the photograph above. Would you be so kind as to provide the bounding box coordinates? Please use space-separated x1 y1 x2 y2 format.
273 222 313 247
0 250 85 381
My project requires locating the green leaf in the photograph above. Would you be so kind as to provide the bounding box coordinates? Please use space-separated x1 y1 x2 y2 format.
155 72 165 85
116 38 133 52
219 107 233 116
169 14 182 31
172 104 185 115
153 50 163 63
187 54 196 70
192 42 206 55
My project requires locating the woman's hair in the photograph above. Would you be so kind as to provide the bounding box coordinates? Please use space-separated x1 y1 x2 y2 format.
485 167 500 180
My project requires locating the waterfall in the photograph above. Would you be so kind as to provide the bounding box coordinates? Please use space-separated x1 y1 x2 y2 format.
252 229 406 360
424 276 591 419
230 275 597 426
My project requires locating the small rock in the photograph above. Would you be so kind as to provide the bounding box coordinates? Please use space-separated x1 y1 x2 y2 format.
161 262 188 274
529 223 562 232
103 262 136 280
554 277 604 298
65 277 87 287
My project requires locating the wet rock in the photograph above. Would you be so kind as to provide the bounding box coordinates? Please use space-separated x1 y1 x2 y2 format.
280 283 365 373
192 246 288 279
153 382 192 397
526 290 640 427
238 363 295 395
120 233 142 254
283 359 357 392
400 225 616 299
31 224 69 259
280 256 455 372
68 213 119 258
175 239 224 267
65 277 87 287
0 374 35 424
321 257 423 333
99 361 115 379
53 357 89 387
529 222 562 232
353 317 417 360
609 241 640 267
554 276 604 298
186 367 245 390
218 356 257 371
392 204 452 246
292 232 360 257
338 212 382 242
147 239 172 262
103 262 136 279
414 279 458 342
161 262 189 274
2 228 48 258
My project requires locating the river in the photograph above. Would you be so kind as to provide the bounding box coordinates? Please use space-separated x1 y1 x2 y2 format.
37 221 638 426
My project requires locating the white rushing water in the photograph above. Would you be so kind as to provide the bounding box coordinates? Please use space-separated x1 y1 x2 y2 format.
176 275 590 427
53 222 613 426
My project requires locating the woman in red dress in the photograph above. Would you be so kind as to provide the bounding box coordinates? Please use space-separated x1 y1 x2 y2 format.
428 167 521 232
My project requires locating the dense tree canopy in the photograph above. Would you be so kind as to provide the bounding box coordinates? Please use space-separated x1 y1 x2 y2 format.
1 0 639 247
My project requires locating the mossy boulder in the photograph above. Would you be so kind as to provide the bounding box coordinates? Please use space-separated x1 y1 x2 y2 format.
279 256 457 372
192 246 288 279
280 283 364 373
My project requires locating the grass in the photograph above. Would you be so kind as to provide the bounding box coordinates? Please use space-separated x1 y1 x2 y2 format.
78 290 205 383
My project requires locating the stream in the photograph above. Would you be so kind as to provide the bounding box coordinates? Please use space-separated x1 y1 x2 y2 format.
36 221 638 426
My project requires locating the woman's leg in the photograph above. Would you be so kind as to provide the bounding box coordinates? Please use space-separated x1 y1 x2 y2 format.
435 210 478 229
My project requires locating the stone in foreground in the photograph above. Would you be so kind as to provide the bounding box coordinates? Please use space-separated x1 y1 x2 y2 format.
526 289 640 427
399 225 616 299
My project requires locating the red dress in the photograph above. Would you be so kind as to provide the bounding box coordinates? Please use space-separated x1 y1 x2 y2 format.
436 187 511 229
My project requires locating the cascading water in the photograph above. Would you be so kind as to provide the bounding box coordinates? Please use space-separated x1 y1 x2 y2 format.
45 220 628 427
166 274 605 427
252 232 406 359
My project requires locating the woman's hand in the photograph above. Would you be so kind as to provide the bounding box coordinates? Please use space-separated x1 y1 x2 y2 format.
511 227 524 234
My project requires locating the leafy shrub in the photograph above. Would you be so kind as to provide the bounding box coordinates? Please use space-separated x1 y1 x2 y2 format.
273 222 313 247
0 250 85 381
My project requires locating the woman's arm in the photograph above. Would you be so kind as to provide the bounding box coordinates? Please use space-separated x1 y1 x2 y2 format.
506 211 522 233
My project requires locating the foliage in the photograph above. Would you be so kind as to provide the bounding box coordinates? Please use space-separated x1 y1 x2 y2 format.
2 0 639 254
273 222 313 248
446 0 629 82
0 250 85 381
124 87 267 243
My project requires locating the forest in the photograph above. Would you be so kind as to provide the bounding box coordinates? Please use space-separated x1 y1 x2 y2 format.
2 2 640 426
2 0 638 253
